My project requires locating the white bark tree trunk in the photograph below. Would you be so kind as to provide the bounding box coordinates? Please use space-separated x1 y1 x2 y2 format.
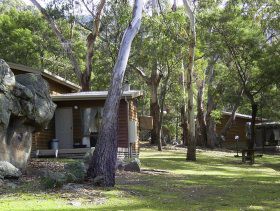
205 58 217 148
88 0 143 187
183 0 196 161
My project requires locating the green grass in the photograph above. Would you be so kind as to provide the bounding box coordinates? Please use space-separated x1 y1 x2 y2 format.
0 148 279 210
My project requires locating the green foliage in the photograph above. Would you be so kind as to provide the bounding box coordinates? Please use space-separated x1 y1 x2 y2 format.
40 172 66 189
64 161 86 182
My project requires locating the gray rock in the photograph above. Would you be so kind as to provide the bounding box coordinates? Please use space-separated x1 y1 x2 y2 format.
0 60 56 170
116 158 125 171
0 161 22 179
124 158 141 172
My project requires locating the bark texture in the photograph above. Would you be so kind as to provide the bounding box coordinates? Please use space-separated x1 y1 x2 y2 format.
149 68 162 149
183 0 196 161
131 63 162 149
205 57 217 148
196 76 207 147
180 69 188 146
88 0 143 187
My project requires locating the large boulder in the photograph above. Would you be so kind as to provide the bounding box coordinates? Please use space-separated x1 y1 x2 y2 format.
0 161 22 179
0 60 56 170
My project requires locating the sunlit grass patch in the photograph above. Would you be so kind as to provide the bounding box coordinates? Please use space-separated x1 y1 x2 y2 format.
0 147 279 210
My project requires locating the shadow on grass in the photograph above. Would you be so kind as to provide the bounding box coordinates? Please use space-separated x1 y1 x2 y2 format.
1 149 279 211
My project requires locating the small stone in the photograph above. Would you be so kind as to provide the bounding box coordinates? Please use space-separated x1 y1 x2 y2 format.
116 158 125 171
124 158 141 172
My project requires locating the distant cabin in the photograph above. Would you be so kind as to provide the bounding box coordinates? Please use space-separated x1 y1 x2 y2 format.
216 112 263 149
9 62 142 158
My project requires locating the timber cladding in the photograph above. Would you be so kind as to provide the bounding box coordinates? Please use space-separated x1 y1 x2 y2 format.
33 99 140 155
129 100 139 155
216 114 261 149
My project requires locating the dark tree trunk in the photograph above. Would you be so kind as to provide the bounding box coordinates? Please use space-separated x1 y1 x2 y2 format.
206 114 217 148
196 81 207 147
150 98 161 150
206 93 217 148
87 0 143 187
181 105 188 146
249 103 258 150
204 55 218 148
149 67 162 149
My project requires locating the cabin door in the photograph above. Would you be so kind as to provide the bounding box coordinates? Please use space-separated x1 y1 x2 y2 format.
55 108 73 149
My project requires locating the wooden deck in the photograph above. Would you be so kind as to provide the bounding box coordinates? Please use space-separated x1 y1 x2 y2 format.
32 148 92 159
32 147 139 159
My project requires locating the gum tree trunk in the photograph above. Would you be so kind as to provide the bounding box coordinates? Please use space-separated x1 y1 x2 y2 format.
180 67 188 146
183 0 196 161
88 0 143 187
150 69 162 149
205 56 218 148
196 78 207 147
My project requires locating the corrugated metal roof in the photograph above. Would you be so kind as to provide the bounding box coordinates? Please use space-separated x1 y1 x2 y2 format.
51 90 143 101
256 122 280 128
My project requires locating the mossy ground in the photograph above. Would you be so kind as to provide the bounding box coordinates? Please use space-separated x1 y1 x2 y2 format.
0 147 279 210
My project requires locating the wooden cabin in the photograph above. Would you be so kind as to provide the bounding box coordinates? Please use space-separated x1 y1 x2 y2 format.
216 112 262 149
9 62 142 158
255 122 280 153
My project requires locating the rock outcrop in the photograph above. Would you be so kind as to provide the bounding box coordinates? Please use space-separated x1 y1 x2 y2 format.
0 59 56 170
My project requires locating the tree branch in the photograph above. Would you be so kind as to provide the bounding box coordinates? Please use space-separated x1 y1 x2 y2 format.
30 0 82 81
128 63 149 83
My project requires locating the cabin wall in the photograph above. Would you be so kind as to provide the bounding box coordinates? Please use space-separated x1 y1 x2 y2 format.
36 99 130 150
129 100 139 156
216 115 261 149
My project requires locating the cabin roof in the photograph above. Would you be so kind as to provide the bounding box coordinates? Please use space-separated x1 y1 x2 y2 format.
222 111 264 121
256 122 280 128
8 62 81 92
51 90 143 101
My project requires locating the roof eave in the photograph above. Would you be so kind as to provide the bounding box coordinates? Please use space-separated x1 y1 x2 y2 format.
51 90 143 101
7 62 81 92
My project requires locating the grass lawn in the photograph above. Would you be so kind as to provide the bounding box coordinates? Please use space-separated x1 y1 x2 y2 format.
0 147 279 210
